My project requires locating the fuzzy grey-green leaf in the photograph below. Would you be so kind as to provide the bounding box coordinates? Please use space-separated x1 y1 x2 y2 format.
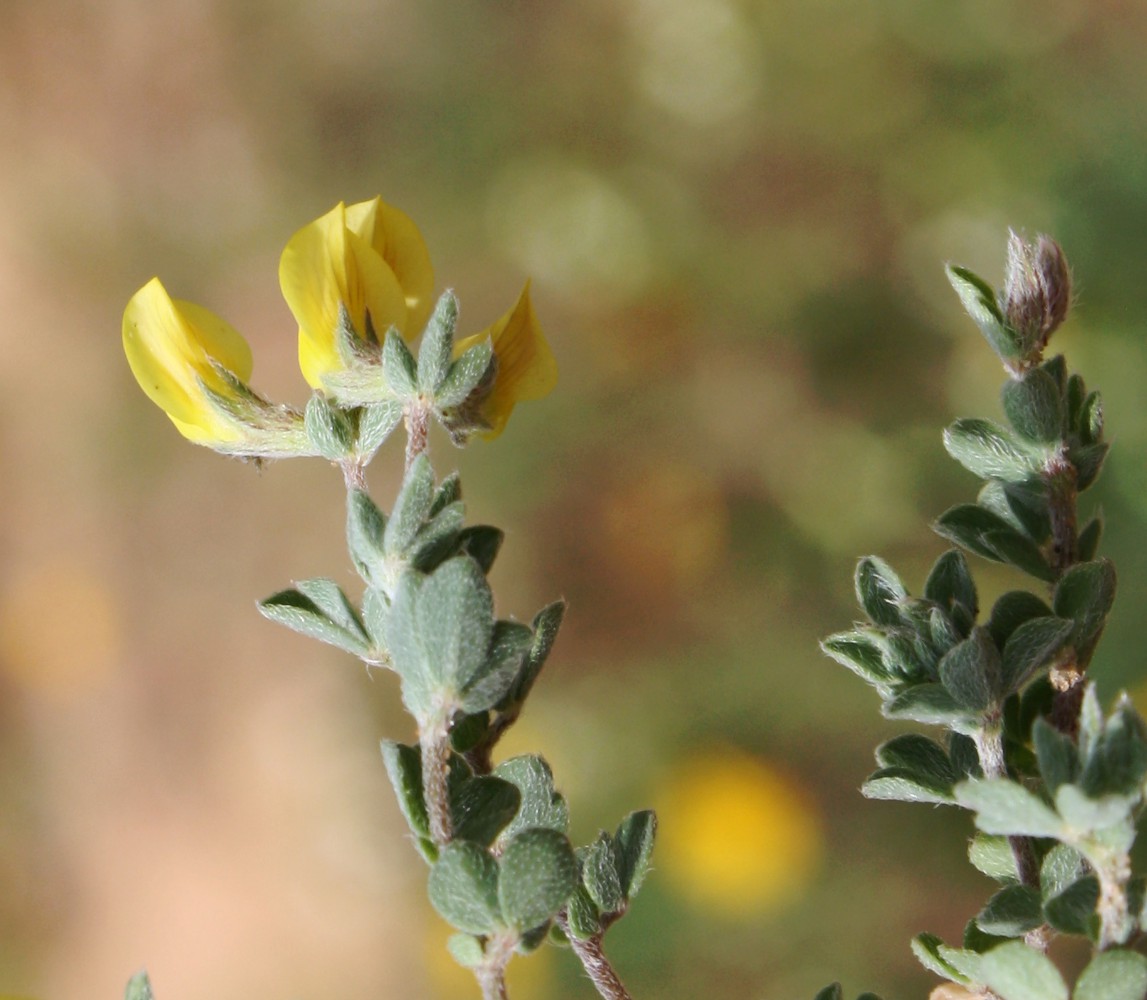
258 588 370 657
943 418 1045 482
428 841 502 934
125 971 155 1000
1002 368 1063 444
494 755 569 844
855 556 907 627
437 339 494 410
498 828 578 931
1000 616 1074 694
418 291 458 395
385 455 436 556
978 940 1068 1000
382 328 418 396
614 809 657 899
957 778 1064 839
581 832 625 913
976 885 1042 937
938 627 1002 712
1074 949 1147 1000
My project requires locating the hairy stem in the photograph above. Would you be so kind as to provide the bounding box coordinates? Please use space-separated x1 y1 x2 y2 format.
1044 448 1085 737
405 402 430 473
340 459 367 492
974 721 1042 895
421 709 454 847
474 930 516 1000
555 912 633 1000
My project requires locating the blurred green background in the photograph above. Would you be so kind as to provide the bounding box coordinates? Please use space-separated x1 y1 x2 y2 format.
3 1 1147 997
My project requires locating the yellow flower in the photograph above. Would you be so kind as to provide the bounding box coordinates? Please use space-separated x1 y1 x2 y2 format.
656 748 823 916
279 197 435 389
122 277 255 445
452 282 557 438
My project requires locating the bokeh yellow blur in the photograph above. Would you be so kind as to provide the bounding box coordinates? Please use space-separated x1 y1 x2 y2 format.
2 1 1147 999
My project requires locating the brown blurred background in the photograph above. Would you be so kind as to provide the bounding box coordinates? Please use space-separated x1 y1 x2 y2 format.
3 1 1147 997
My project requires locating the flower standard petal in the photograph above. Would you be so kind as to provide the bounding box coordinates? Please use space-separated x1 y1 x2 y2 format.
280 202 409 389
345 197 436 338
122 277 252 443
454 281 557 438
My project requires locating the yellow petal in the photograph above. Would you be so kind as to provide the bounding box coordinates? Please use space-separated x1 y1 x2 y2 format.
279 202 409 388
456 281 557 438
346 197 436 337
122 277 251 442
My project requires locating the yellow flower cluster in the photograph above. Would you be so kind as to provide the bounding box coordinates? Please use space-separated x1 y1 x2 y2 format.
123 197 557 452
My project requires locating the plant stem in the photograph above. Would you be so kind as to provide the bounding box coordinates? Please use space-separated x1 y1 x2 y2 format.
405 401 430 473
421 709 454 846
475 931 516 1000
974 720 1042 894
341 459 367 492
555 912 633 1000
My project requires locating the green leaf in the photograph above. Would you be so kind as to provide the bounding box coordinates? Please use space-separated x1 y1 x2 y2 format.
1054 783 1136 836
1002 368 1063 444
379 740 438 860
1000 616 1074 694
1039 843 1086 898
437 340 494 409
565 884 602 941
956 779 1064 838
1077 513 1103 562
428 841 502 934
460 620 533 714
418 291 458 395
864 733 956 804
855 556 907 627
1043 876 1098 936
883 683 973 730
987 591 1054 650
500 600 567 710
968 833 1018 882
938 627 1002 711
821 630 893 688
498 828 578 931
1053 559 1116 662
1074 949 1147 1000
346 489 387 586
934 504 1051 580
1080 390 1104 445
1080 696 1147 798
258 586 370 657
946 264 1022 361
361 587 389 649
303 394 358 460
446 933 484 968
295 578 369 640
385 455 436 556
976 885 1042 937
125 971 155 1000
978 940 1068 1000
924 549 978 635
382 328 418 396
1032 719 1077 793
910 933 973 984
458 525 504 575
943 418 1045 482
357 399 404 456
813 987 843 1000
451 775 521 847
387 557 495 719
1071 441 1109 492
581 832 624 914
979 479 1051 544
494 755 570 843
614 809 657 899
409 503 466 573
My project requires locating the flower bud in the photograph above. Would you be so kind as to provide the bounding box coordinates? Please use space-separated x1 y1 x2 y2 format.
1001 230 1071 358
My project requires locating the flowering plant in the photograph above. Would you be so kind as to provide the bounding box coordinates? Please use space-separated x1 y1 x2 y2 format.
123 198 651 1000
819 233 1147 1000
